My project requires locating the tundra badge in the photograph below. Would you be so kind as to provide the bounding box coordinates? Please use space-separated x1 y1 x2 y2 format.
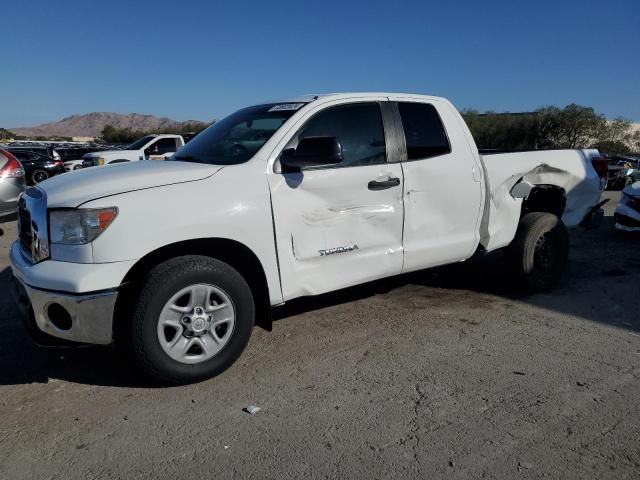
319 245 359 256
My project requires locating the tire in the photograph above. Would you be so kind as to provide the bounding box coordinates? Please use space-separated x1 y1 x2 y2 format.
507 212 569 292
31 169 49 184
129 255 254 385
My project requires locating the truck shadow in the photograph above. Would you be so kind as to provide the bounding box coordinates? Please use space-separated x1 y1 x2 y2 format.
0 215 637 387
274 216 640 333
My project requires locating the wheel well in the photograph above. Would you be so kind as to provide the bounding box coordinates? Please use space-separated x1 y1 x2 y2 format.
114 239 272 337
521 185 566 218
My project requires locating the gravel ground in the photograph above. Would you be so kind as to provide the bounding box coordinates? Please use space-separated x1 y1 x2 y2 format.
0 191 638 479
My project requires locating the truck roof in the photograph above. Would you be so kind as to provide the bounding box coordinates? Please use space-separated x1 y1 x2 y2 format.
276 92 447 104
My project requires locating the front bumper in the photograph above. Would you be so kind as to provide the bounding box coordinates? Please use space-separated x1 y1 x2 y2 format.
614 200 640 232
9 241 128 346
10 273 117 345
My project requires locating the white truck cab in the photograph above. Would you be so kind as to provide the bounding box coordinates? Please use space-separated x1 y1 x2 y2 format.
82 134 185 167
10 93 606 384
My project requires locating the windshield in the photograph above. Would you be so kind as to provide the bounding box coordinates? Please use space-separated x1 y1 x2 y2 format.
127 135 156 150
170 103 305 165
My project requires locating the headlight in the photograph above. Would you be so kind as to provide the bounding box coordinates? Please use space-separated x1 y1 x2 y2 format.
49 208 118 245
96 158 105 166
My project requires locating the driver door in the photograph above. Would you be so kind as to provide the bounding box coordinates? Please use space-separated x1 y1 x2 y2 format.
268 100 405 301
145 138 179 160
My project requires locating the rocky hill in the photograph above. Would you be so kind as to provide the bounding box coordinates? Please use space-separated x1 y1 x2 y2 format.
11 112 207 138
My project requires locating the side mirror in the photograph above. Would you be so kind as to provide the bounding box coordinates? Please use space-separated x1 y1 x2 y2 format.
280 136 343 172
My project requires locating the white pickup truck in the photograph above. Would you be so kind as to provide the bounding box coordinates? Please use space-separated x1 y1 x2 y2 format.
81 134 186 167
10 93 607 384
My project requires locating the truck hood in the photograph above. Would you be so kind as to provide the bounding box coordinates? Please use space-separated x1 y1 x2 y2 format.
41 160 222 207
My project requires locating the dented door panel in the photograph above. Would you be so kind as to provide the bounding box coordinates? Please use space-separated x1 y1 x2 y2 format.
270 164 404 300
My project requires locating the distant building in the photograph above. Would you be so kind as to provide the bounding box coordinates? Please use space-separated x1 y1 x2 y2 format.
72 136 95 142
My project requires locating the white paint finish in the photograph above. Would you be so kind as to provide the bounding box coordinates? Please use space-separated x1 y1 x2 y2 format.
481 149 602 251
43 160 220 208
389 96 485 271
10 241 135 293
84 163 284 304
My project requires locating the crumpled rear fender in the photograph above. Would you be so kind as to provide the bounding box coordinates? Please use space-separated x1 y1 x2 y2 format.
480 150 601 252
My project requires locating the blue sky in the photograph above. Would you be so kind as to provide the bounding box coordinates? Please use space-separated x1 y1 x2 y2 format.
2 0 639 127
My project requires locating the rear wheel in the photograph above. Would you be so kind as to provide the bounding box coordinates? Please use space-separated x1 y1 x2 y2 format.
129 255 254 384
507 212 569 291
31 169 48 184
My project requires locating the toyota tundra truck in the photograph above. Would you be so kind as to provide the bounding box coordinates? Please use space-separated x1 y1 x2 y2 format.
10 93 607 384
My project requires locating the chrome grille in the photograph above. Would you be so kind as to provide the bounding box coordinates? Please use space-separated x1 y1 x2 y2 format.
17 197 33 254
17 187 50 263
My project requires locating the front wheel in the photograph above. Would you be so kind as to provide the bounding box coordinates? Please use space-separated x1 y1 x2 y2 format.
507 212 569 292
130 255 254 384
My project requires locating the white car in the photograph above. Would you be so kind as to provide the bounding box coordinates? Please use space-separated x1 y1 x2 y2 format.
10 92 606 384
63 159 84 171
614 181 640 231
82 134 186 167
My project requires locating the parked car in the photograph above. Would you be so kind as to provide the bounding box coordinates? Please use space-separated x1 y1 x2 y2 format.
82 134 186 167
56 146 111 171
7 149 66 185
0 148 26 219
7 144 61 162
9 93 606 384
607 155 640 190
614 181 640 232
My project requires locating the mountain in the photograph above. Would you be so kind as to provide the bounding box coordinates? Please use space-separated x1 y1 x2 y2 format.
11 112 207 138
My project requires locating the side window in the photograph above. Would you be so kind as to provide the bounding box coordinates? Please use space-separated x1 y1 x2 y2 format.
151 138 179 155
397 103 451 160
287 102 387 168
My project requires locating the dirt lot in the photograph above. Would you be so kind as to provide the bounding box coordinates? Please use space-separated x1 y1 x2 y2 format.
0 191 638 479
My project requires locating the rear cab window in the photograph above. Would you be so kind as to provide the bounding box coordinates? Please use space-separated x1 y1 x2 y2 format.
397 102 451 160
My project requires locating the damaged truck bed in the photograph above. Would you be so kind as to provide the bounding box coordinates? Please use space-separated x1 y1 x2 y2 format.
479 148 605 251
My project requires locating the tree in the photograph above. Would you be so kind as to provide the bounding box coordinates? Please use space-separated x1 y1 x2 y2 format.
99 121 211 144
555 104 604 149
0 128 15 140
461 104 628 152
592 117 636 154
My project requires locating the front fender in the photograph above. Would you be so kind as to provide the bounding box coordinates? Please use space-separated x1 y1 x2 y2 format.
84 165 283 304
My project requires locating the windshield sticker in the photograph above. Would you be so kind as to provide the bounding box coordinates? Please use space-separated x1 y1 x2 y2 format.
268 103 305 112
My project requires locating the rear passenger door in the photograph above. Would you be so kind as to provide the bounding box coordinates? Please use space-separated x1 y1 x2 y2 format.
391 98 484 271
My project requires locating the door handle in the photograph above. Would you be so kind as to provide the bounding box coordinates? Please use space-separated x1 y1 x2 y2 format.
368 177 400 190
